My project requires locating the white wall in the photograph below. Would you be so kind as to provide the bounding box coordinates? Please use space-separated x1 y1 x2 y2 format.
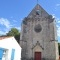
0 37 21 60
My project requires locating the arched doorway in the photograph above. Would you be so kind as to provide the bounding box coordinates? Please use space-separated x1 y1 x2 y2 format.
33 41 42 60
35 52 41 60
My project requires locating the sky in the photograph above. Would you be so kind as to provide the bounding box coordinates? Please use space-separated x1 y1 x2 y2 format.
0 0 60 42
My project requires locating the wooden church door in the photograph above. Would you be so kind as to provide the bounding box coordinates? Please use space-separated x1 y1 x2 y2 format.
35 52 41 60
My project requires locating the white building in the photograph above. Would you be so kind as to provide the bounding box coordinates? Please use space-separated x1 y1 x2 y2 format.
0 36 21 60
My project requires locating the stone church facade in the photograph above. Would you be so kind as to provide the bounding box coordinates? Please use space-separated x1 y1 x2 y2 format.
20 4 59 60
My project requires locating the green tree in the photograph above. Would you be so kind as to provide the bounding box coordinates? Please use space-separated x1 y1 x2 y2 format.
58 43 60 55
7 28 20 43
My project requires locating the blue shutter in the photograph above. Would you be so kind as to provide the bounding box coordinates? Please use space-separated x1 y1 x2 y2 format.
0 48 4 60
11 49 15 60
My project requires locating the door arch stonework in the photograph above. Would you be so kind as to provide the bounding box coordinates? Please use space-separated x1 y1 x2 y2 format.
32 41 43 59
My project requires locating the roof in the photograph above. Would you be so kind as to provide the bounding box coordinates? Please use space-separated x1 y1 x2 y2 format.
0 36 21 49
0 36 14 40
27 4 49 18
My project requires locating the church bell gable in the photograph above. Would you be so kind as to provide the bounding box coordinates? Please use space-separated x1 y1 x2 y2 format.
27 4 49 18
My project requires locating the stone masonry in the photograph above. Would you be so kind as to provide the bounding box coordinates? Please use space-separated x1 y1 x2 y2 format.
20 4 59 60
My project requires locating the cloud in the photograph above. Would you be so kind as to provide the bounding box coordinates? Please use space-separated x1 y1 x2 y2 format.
56 18 60 23
55 3 60 11
0 30 8 36
15 26 21 31
13 20 17 22
0 18 12 29
0 31 5 35
56 18 60 37
52 14 56 18
52 14 60 37
57 25 60 37
57 21 60 23
0 18 13 35
56 4 60 7
52 14 60 22
0 18 21 35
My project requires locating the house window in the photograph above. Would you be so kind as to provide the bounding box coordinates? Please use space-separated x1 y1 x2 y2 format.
2 49 8 60
0 48 8 60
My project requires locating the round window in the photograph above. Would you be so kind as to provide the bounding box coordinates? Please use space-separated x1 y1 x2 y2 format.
34 24 42 33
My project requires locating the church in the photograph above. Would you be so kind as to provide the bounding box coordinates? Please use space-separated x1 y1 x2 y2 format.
20 4 59 60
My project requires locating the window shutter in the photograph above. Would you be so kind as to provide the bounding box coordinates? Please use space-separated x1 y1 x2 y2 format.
0 48 4 60
11 49 15 60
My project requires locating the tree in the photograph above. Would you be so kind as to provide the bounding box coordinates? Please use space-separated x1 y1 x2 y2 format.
6 28 20 43
58 43 60 55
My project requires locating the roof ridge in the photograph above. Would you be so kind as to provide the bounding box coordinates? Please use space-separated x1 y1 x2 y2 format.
0 36 14 40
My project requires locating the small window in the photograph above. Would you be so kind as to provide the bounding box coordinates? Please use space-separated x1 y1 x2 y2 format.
2 49 8 60
23 20 27 25
36 10 40 15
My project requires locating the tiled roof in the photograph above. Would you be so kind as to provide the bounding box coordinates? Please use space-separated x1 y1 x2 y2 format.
0 36 13 40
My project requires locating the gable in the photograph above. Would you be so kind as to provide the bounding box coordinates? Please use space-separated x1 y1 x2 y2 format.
27 4 49 18
0 37 21 49
33 45 42 52
32 41 43 52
